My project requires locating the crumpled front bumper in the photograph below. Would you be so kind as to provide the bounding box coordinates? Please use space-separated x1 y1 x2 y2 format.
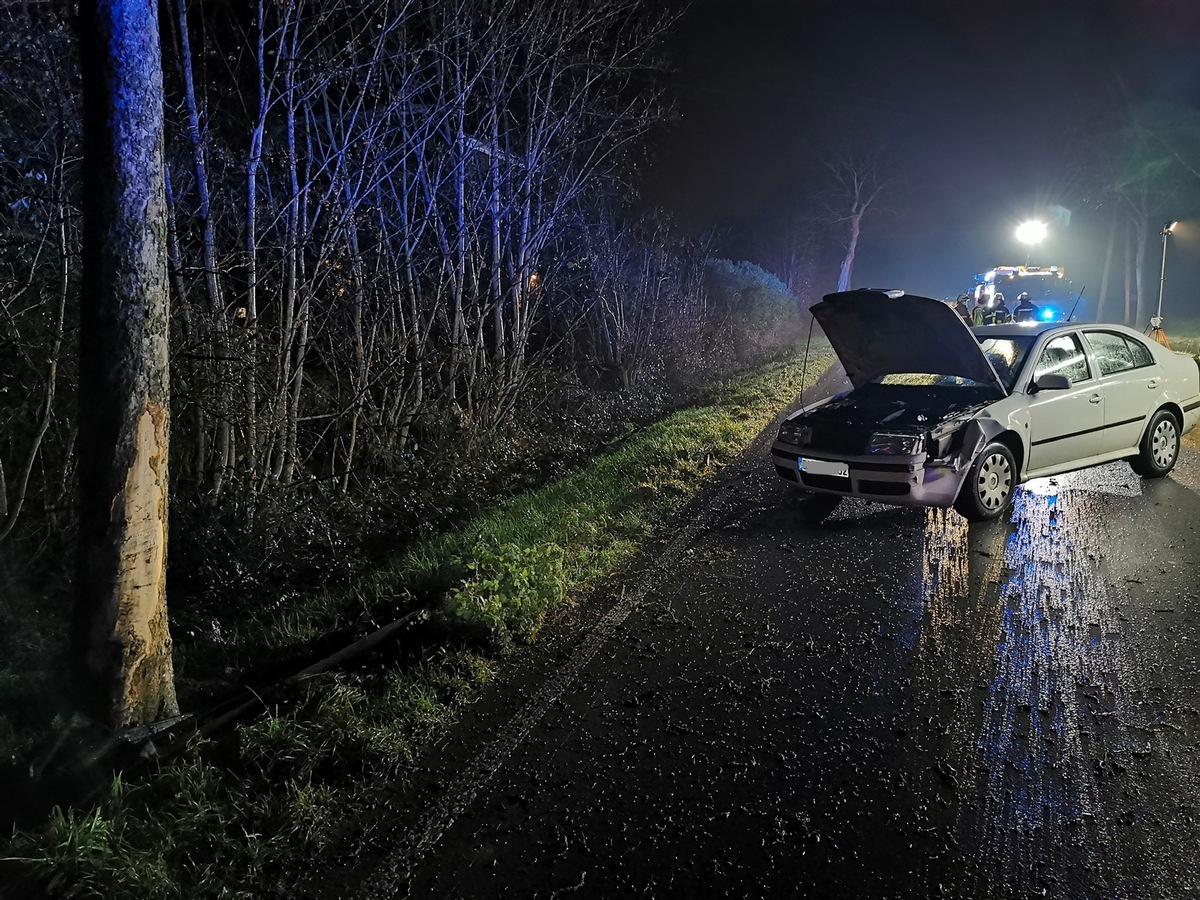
770 440 969 509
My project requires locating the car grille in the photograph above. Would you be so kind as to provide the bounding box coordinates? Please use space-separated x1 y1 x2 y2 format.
800 473 852 491
807 423 869 455
858 480 910 496
774 463 799 482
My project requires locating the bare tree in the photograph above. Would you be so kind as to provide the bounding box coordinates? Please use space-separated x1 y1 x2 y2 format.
825 149 889 292
74 0 177 726
1 0 715 562
0 11 76 544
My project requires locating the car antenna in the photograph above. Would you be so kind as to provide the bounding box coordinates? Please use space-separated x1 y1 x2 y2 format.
1066 285 1086 322
799 308 816 413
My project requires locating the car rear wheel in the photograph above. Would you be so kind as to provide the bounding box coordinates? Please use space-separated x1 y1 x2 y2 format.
1129 409 1179 478
955 442 1015 522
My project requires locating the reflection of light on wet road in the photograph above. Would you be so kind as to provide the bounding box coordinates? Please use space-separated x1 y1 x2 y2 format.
969 487 1126 894
1021 464 1143 498
916 508 970 652
911 462 1171 897
904 451 1200 897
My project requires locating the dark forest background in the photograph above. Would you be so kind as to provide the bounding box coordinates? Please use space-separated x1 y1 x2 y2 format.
2 0 1197 611
0 0 813 602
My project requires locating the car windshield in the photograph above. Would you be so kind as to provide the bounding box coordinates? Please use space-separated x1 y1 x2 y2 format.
876 373 992 387
977 335 1036 392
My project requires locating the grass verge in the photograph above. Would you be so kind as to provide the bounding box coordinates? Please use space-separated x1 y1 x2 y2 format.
1 349 833 899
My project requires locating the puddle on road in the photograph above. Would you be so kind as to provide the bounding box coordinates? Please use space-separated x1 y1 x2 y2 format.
908 463 1194 898
969 489 1129 893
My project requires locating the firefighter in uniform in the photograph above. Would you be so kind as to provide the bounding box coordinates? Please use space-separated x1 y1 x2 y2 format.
985 292 1011 325
972 294 988 326
1012 291 1040 323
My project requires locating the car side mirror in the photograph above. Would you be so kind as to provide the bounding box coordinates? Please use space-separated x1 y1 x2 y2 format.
1031 373 1070 393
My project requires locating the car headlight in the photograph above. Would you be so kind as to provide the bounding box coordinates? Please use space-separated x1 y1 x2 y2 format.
867 431 924 455
777 422 812 446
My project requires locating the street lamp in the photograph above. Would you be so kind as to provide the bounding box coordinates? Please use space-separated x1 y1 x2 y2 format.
1150 220 1178 347
1015 220 1047 265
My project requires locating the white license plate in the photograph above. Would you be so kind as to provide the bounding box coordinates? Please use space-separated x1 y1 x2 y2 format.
798 457 849 478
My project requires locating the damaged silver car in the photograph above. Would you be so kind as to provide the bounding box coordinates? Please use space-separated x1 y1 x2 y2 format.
772 290 1200 521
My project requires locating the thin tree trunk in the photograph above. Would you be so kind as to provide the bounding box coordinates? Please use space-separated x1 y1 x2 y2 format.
281 111 313 487
1124 220 1134 325
269 16 302 484
1097 209 1117 322
175 0 231 500
244 0 267 496
164 163 207 482
1134 217 1149 327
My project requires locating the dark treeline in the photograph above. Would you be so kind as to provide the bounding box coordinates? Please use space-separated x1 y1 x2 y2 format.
0 0 806 560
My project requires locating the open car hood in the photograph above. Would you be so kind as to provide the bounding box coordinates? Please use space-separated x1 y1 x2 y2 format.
810 290 1006 393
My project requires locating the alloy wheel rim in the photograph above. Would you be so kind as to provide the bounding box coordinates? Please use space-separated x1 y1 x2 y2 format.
1152 419 1178 468
978 452 1012 510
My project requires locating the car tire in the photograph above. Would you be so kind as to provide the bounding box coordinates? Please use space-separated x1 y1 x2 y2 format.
954 441 1016 522
1129 409 1180 478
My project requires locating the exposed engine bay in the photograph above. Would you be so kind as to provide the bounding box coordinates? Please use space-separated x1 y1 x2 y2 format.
779 382 1003 458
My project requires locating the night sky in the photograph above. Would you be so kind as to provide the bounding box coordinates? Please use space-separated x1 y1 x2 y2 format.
645 0 1200 321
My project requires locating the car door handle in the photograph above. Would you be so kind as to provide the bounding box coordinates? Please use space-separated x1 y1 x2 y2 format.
1088 394 1102 404
1148 380 1159 389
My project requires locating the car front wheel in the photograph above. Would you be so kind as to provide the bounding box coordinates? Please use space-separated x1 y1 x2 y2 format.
955 442 1016 522
1129 409 1180 478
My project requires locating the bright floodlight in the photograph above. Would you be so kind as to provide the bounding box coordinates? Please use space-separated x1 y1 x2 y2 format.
1016 220 1048 245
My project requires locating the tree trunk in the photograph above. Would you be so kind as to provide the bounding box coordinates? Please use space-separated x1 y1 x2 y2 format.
836 214 861 292
243 0 267 496
76 0 178 728
1133 217 1149 327
175 0 231 501
1124 220 1134 325
1096 209 1117 322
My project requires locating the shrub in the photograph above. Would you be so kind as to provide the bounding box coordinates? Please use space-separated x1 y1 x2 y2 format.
705 259 805 363
446 542 567 647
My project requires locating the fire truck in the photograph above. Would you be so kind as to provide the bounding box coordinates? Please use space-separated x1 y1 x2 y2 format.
970 265 1080 321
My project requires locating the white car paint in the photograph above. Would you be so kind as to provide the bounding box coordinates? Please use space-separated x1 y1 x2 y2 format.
772 290 1200 520
982 322 1200 481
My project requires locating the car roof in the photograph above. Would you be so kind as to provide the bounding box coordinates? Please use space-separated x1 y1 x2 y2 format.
970 321 1149 340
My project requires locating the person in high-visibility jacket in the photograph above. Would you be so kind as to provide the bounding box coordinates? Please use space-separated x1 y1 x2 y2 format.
972 296 988 327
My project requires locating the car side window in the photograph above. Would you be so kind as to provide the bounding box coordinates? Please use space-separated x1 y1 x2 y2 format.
1083 331 1135 376
1123 335 1154 368
1034 334 1091 384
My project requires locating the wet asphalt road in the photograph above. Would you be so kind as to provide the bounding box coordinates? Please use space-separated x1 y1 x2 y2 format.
314 432 1200 900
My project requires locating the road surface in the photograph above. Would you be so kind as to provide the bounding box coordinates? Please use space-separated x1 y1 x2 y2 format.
306 429 1200 900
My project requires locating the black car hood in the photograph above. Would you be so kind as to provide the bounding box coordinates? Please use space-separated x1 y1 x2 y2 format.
788 383 996 456
811 290 1006 393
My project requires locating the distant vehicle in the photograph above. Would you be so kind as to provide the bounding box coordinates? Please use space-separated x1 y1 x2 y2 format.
971 265 1077 322
772 290 1200 521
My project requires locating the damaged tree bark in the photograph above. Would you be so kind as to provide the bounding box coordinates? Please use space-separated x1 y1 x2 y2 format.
75 0 178 727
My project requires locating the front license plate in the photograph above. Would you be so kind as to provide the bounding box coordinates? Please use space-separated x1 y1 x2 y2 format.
798 457 849 478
